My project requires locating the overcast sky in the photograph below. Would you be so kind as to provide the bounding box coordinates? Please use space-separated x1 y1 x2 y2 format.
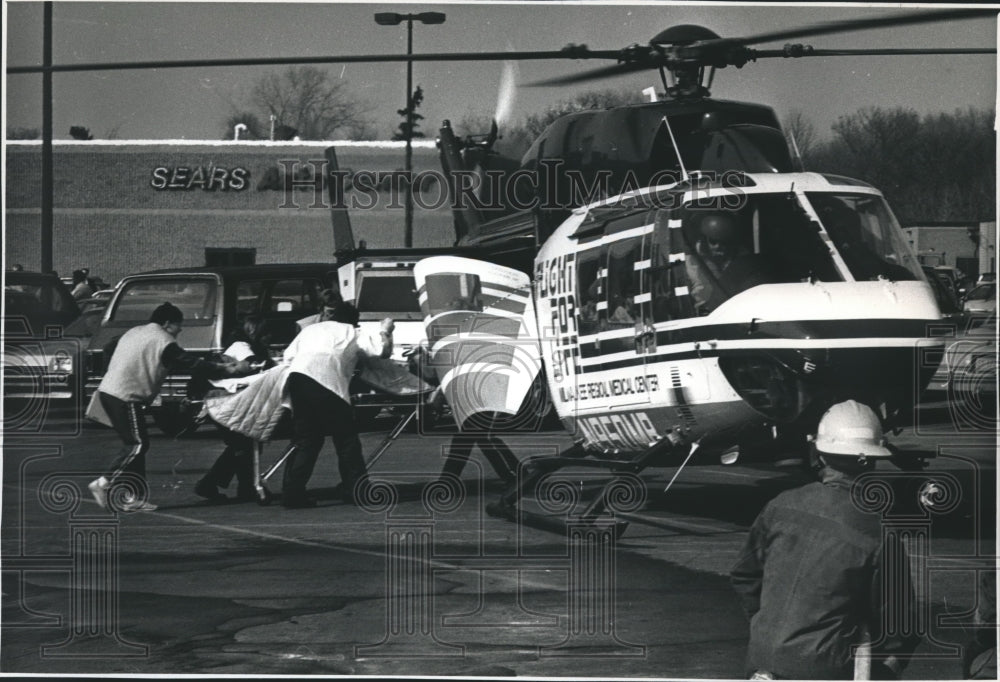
4 1 998 142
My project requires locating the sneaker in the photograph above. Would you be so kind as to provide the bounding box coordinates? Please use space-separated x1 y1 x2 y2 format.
194 478 227 502
120 499 158 512
88 477 109 509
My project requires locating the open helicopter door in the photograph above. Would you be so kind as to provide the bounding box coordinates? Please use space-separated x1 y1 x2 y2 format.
413 256 543 430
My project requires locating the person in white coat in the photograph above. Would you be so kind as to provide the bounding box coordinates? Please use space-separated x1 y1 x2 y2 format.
280 302 393 508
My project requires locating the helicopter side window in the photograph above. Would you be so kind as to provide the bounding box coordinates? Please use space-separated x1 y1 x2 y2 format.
648 209 697 323
807 193 922 282
606 237 642 327
576 245 606 336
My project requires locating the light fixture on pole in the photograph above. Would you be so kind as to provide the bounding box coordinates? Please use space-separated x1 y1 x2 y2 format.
375 11 446 248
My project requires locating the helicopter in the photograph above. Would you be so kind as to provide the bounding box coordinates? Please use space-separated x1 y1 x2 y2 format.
402 8 994 532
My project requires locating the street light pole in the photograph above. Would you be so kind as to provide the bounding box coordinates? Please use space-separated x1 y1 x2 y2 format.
405 16 414 248
375 11 445 249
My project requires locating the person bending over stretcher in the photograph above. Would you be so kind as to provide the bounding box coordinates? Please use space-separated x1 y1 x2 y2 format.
280 302 394 508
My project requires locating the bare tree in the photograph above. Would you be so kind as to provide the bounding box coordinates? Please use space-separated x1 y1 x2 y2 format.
810 106 995 222
247 66 374 140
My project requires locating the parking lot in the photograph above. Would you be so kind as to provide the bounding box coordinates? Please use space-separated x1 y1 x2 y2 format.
1 397 994 678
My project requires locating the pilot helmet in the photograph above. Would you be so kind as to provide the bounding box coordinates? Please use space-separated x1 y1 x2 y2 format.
812 400 892 471
699 213 745 256
700 213 741 239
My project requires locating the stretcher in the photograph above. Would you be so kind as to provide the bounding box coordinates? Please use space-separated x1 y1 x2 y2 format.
202 358 434 506
251 408 417 505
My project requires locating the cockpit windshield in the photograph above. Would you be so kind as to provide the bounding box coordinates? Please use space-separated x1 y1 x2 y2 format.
806 193 922 283
669 192 840 315
655 190 922 316
577 187 925 329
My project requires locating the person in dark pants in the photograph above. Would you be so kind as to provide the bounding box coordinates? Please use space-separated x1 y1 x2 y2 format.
730 400 920 680
87 302 236 512
280 303 393 508
439 433 519 486
194 313 275 502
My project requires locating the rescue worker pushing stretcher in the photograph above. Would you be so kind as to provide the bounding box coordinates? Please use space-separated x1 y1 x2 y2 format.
280 302 393 508
203 302 398 508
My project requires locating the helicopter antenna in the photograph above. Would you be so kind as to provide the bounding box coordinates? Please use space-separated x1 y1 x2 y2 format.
788 130 806 171
661 116 688 182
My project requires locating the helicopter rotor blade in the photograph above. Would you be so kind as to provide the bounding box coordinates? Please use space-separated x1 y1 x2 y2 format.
752 46 996 59
6 48 622 75
728 8 996 49
523 60 652 87
6 8 992 78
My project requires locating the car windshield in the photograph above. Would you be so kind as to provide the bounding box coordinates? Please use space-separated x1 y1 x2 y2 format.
806 193 923 282
967 283 996 301
3 277 79 333
109 278 217 325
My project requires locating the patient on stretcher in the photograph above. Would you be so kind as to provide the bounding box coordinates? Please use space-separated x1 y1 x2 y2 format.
194 314 434 504
194 314 279 501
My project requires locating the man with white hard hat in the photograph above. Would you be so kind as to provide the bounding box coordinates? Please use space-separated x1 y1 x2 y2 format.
730 400 920 680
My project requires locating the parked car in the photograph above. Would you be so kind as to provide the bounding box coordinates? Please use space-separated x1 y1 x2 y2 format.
63 306 107 341
950 321 996 420
962 282 996 317
2 270 83 405
76 287 116 314
926 319 997 425
934 265 972 299
922 265 963 320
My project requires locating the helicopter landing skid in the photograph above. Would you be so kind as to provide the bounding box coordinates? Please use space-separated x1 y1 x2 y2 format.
486 435 687 537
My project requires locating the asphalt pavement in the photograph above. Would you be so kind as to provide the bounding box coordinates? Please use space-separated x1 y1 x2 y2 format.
1 399 995 678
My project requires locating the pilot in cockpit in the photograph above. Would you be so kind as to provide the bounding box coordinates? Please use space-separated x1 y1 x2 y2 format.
687 211 773 312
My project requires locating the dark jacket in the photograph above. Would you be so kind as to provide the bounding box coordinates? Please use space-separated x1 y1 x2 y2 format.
730 471 920 680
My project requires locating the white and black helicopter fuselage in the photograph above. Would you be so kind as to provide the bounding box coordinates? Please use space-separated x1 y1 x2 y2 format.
534 171 942 461
415 170 945 528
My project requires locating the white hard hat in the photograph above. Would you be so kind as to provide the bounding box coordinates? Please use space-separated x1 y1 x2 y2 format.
814 400 892 460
